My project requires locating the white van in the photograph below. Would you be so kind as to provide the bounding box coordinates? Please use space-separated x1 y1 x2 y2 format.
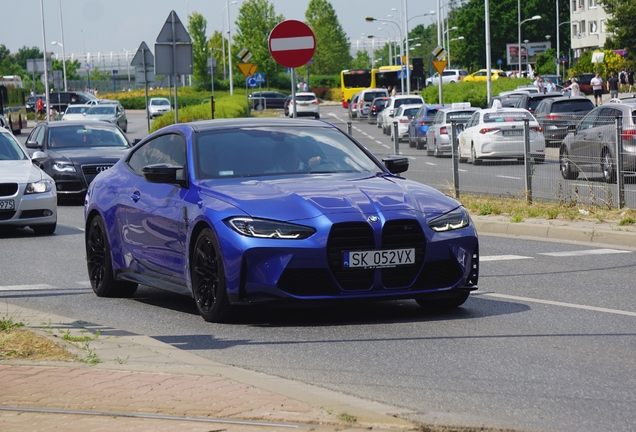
357 88 390 118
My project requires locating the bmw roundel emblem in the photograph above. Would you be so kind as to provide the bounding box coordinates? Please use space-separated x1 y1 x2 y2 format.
367 215 380 223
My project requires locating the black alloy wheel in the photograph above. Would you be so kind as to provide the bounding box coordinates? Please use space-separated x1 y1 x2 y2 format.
192 228 231 322
86 216 137 297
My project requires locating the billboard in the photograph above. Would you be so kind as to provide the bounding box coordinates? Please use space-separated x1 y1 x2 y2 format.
506 42 551 67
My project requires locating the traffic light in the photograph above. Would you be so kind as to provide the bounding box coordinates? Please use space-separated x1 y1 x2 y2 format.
412 58 424 77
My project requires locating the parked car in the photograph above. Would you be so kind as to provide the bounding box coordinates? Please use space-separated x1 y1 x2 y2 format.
533 96 595 148
288 92 320 119
25 95 45 113
463 69 508 82
514 92 562 114
48 91 98 112
148 97 171 118
379 95 425 135
563 73 596 95
0 114 9 131
490 93 527 108
84 104 128 132
61 105 90 121
0 127 57 234
24 121 133 199
425 69 469 86
368 97 390 125
559 100 636 183
426 103 480 157
83 117 479 322
407 104 444 150
348 92 361 119
249 91 288 109
458 107 545 164
391 104 423 142
284 95 293 116
357 88 389 118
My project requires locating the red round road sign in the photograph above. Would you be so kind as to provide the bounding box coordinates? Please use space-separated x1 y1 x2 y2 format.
268 20 316 68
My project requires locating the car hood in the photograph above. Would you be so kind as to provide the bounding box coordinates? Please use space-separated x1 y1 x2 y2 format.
0 160 48 184
46 146 129 164
84 114 116 122
62 114 87 121
198 173 459 222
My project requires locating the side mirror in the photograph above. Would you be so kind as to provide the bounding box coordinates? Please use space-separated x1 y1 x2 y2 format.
567 124 576 133
382 155 409 174
142 163 186 186
31 151 48 164
132 138 142 146
25 140 40 149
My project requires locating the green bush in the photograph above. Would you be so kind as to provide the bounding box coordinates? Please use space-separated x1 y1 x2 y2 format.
420 78 534 108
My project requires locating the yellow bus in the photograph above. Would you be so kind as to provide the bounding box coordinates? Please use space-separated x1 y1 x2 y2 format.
340 69 373 108
372 65 418 93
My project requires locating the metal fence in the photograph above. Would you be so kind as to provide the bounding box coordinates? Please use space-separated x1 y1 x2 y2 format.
347 114 636 211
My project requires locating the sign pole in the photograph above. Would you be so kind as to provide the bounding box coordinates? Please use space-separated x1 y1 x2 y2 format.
171 12 179 124
142 48 150 133
291 69 297 118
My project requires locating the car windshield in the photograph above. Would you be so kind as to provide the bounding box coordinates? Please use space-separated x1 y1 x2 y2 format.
296 95 316 102
0 133 28 161
47 125 129 149
552 100 595 113
395 98 422 108
484 111 533 122
447 111 475 123
195 126 381 179
65 106 89 114
86 106 116 115
401 107 420 117
152 99 170 106
363 91 387 102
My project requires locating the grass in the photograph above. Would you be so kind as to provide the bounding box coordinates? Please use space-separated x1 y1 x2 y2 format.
0 317 77 362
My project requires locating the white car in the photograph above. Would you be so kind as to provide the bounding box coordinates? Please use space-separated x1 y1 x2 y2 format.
148 97 172 118
379 95 425 135
425 69 469 86
458 105 545 164
289 92 320 119
0 128 57 234
61 105 90 121
390 104 422 142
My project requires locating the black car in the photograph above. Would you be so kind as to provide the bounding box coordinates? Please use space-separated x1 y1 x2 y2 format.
24 121 134 199
514 92 563 114
490 93 526 108
249 91 288 110
47 91 99 112
533 96 595 147
25 95 45 113
368 97 390 125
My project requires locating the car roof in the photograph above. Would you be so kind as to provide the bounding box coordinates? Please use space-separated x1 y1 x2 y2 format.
541 96 592 103
37 120 122 128
439 106 480 113
188 118 334 133
296 92 316 96
398 104 424 110
525 92 562 99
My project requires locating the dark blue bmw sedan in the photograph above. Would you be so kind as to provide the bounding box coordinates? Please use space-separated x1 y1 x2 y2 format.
84 118 479 322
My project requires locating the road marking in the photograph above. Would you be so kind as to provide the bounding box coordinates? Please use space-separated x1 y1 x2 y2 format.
382 144 390 148
539 249 632 257
482 293 636 317
375 140 383 144
480 255 533 261
408 156 416 160
458 169 468 172
0 284 55 291
497 175 522 180
425 162 437 166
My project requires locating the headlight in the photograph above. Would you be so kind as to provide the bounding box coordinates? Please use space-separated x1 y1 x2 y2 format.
225 217 315 239
428 206 470 232
25 179 54 194
52 163 76 173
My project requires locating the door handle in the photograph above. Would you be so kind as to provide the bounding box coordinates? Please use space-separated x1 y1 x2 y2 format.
130 191 140 203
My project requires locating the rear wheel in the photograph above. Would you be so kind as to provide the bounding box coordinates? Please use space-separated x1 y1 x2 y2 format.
601 148 616 183
559 147 578 180
426 141 434 156
471 144 482 165
191 228 231 322
86 216 137 297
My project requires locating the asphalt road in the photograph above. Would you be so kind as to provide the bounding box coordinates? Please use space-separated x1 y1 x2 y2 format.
3 108 636 432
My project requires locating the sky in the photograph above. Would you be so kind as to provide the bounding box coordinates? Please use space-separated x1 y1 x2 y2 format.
1 0 441 60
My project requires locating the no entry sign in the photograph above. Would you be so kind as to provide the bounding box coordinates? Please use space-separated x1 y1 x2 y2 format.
268 20 315 68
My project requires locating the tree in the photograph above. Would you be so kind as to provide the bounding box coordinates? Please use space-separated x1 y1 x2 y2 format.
304 0 352 74
351 50 371 69
208 30 226 80
187 12 209 88
598 0 636 54
234 0 285 88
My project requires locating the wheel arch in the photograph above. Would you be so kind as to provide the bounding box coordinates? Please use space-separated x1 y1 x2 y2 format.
186 219 215 295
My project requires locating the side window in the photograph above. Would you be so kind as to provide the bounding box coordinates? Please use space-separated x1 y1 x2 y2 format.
127 133 186 175
35 126 46 146
578 109 599 131
433 111 444 124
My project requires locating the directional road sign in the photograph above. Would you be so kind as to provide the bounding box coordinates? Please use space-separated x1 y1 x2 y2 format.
432 59 448 75
238 63 257 78
254 72 266 84
268 20 316 68
247 76 257 88
238 48 253 63
432 45 446 61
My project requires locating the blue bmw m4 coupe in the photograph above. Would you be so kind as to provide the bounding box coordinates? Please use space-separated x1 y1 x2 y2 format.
84 118 479 322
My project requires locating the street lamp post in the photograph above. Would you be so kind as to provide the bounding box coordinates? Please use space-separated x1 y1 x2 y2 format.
518 13 542 77
443 25 458 58
56 0 67 91
225 0 237 95
124 49 131 89
558 20 578 82
366 16 404 91
524 39 529 74
448 36 464 68
51 42 66 92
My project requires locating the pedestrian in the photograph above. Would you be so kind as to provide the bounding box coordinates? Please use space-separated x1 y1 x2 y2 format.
591 73 604 106
534 75 543 92
607 71 619 100
36 97 45 121
569 77 581 97
545 78 556 93
628 68 635 93
391 85 396 97
29 88 34 97
619 68 627 92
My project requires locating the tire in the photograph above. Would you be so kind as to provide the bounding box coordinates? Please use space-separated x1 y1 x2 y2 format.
191 228 231 322
122 121 128 133
32 222 56 235
459 146 468 163
15 115 22 135
409 138 416 148
86 216 138 298
601 148 616 183
471 144 482 165
315 114 320 119
559 147 578 180
434 144 442 158
416 291 470 310
426 141 434 156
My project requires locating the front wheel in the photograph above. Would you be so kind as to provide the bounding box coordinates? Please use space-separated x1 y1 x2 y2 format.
601 148 616 183
192 228 231 322
86 216 137 297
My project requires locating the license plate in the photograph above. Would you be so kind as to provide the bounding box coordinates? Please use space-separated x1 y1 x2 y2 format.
343 248 415 269
0 199 15 210
503 130 523 136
